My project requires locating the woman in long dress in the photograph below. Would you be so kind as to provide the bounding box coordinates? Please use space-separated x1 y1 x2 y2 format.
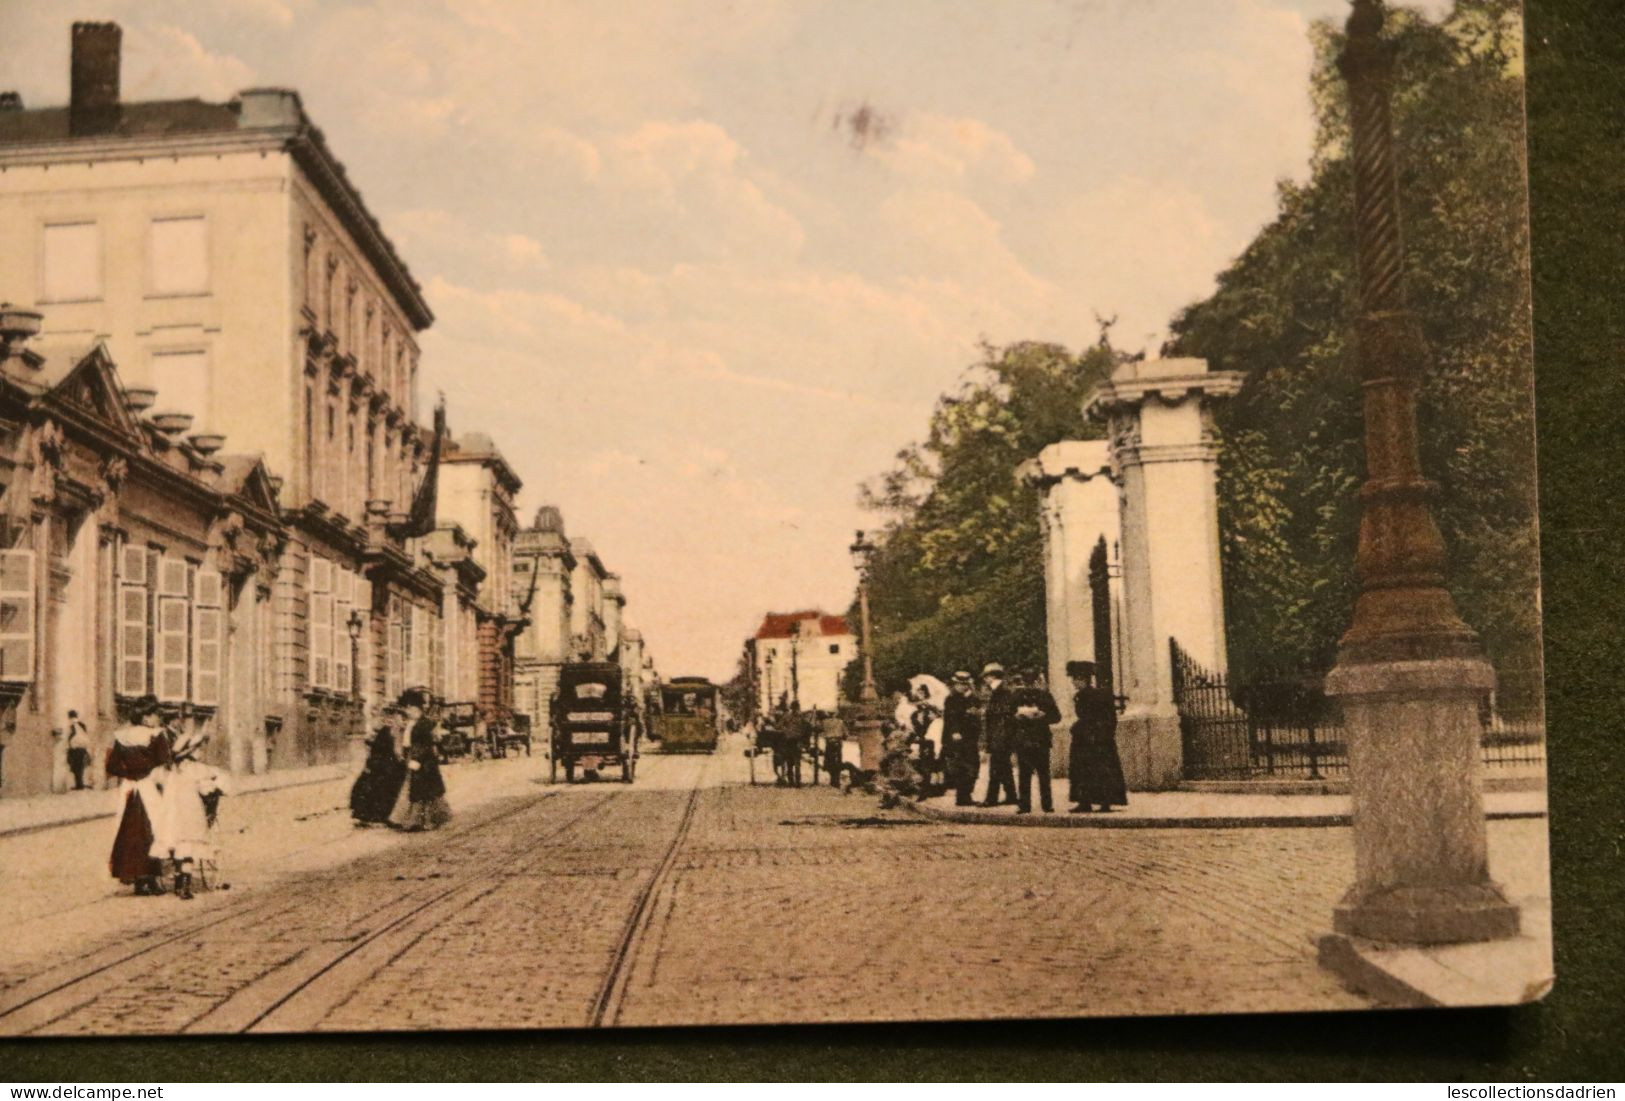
388 690 451 832
350 706 407 826
1066 661 1128 813
105 696 169 895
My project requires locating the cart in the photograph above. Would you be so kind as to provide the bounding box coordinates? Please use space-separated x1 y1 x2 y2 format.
549 662 637 783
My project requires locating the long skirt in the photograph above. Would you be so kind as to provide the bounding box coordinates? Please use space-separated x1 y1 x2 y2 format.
110 790 158 883
1068 731 1129 807
350 758 407 823
387 782 451 832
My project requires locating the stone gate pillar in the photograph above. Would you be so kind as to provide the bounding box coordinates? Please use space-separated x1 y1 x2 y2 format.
1019 441 1118 777
1086 358 1241 789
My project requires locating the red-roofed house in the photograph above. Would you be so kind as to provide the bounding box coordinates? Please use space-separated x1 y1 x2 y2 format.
749 609 855 714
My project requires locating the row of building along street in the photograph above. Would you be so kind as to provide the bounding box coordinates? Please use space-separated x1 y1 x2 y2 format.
0 22 657 800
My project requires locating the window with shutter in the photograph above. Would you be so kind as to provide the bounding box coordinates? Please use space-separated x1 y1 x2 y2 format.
156 596 189 702
120 543 149 586
334 567 352 694
117 582 147 696
309 555 332 690
193 566 222 706
0 549 36 683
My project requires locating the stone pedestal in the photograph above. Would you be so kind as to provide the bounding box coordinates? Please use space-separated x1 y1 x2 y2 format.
1087 358 1241 790
1324 658 1520 943
1020 441 1117 777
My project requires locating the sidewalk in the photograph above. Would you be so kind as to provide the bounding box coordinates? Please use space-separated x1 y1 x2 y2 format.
910 785 1548 828
0 763 348 838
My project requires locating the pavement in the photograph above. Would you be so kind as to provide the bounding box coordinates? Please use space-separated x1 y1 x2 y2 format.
911 784 1548 828
0 739 1553 1031
0 763 350 838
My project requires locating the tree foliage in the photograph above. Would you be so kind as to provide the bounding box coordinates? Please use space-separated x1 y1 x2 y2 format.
853 339 1123 690
1167 0 1538 681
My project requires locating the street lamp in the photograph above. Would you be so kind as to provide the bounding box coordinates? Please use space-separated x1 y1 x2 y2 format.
346 608 365 700
788 619 801 711
847 529 884 775
1320 0 1516 951
764 650 776 715
848 530 879 704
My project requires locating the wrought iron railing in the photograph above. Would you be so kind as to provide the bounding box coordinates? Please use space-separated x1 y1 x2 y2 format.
1169 639 1545 781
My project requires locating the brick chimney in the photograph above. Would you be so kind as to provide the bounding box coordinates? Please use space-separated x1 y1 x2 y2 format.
70 21 121 136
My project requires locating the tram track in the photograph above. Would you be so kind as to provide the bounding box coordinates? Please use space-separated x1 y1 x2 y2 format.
0 786 593 1036
588 776 705 1028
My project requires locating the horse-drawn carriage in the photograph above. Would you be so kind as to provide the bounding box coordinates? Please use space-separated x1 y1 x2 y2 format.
549 662 638 783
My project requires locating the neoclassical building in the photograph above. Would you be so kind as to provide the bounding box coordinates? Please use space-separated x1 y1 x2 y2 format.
0 23 446 768
0 315 286 796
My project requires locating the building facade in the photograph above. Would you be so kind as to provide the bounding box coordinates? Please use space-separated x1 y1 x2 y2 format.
436 432 523 726
0 321 285 797
511 506 575 736
0 24 446 770
750 610 855 714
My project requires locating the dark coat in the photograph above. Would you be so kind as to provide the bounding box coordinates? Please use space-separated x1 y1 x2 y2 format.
350 727 406 823
982 683 1015 752
406 719 447 803
1008 687 1062 752
1068 686 1128 806
940 692 980 760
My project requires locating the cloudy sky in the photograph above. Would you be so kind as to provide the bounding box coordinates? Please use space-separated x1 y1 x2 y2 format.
3 0 1454 680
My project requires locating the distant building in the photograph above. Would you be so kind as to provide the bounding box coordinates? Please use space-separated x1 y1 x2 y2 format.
511 506 574 735
568 538 609 662
0 23 444 768
436 432 523 725
750 610 855 714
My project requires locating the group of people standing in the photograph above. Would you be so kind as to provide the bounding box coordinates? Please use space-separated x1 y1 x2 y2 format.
107 696 230 900
906 659 1128 815
348 687 453 832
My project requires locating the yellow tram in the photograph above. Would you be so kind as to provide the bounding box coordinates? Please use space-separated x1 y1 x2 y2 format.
648 676 721 754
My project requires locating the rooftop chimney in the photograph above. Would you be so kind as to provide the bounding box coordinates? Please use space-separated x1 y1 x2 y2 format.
70 22 121 136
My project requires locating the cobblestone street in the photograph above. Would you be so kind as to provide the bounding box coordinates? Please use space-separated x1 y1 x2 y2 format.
0 737 1551 1034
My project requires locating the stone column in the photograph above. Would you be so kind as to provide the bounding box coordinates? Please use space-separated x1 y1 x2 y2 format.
1020 440 1117 776
1086 358 1240 789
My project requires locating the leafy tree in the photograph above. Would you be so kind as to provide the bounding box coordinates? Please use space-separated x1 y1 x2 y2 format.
852 339 1124 689
1167 0 1538 682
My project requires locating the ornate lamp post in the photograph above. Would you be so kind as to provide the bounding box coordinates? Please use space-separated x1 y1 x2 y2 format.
848 529 884 772
849 530 880 703
788 619 802 711
764 650 776 714
1321 0 1518 950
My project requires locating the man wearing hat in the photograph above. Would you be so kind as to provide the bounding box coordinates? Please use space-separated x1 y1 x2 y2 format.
1067 660 1128 813
941 671 982 806
978 662 1018 807
1009 668 1062 814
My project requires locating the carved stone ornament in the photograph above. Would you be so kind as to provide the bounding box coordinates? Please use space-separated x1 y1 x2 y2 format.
29 419 66 505
303 224 318 255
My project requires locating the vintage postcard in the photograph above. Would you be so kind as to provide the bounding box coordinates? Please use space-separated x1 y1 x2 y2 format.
0 0 1548 1035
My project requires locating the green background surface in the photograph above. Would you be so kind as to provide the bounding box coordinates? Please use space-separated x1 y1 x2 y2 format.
4 0 1622 1081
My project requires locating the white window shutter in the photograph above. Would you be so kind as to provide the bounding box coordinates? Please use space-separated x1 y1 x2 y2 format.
159 556 188 598
310 592 332 691
156 596 189 702
195 565 223 608
117 583 148 696
119 543 149 585
0 549 36 683
333 568 352 693
192 605 222 706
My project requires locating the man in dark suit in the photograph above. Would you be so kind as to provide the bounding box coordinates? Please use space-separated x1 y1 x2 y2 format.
978 662 1018 807
940 671 981 806
1009 668 1062 814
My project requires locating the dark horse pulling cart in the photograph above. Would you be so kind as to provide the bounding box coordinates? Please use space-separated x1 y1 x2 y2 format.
549 662 637 783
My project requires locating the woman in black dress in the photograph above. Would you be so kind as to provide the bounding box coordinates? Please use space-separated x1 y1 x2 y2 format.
388 689 451 832
350 705 407 826
1066 661 1128 813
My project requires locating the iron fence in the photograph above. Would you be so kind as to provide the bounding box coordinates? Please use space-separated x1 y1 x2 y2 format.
1169 640 1546 781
